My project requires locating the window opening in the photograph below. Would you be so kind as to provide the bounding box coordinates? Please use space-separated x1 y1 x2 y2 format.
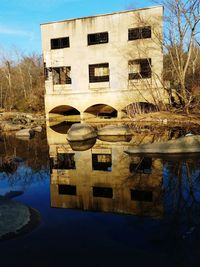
92 153 112 171
51 37 70 49
131 189 153 202
129 59 151 79
58 185 76 195
52 67 71 85
128 27 151 40
88 32 108 45
93 187 113 198
89 63 109 83
129 157 152 174
55 153 76 169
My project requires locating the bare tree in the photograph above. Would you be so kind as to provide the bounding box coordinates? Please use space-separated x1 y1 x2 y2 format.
0 48 44 112
129 1 200 113
161 0 200 113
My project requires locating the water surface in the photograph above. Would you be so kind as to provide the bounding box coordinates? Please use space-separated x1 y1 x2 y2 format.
0 126 200 267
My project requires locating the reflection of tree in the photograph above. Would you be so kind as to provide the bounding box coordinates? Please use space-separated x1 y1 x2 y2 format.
0 156 18 174
0 164 49 191
0 132 49 190
0 131 49 171
163 157 200 239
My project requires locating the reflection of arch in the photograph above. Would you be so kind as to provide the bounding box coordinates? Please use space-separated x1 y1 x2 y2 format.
49 105 80 127
84 104 117 119
122 102 158 116
50 121 75 134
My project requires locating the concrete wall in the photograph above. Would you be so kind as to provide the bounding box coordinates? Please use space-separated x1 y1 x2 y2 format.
41 6 167 117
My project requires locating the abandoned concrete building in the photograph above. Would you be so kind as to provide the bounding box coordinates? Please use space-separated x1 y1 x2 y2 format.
41 6 167 122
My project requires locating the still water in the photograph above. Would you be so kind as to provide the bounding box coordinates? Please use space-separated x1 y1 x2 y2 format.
0 125 200 267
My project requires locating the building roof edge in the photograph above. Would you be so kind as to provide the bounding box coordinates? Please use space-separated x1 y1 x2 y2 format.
40 5 163 26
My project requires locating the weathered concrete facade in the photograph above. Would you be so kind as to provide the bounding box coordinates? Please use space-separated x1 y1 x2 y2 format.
41 6 167 121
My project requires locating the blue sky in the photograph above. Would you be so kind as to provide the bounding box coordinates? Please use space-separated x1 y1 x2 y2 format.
0 0 156 55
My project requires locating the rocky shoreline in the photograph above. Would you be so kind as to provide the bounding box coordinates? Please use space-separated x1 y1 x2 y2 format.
0 111 200 135
0 112 46 135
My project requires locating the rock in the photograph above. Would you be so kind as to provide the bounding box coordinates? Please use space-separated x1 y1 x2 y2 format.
0 197 40 240
125 135 200 154
15 128 35 139
98 125 132 136
0 112 46 132
0 197 30 239
67 123 97 141
1 122 23 132
12 117 29 125
4 191 24 199
33 126 42 132
68 138 96 151
98 135 132 142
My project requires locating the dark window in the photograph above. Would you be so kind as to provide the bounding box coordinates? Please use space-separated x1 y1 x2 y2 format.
51 37 70 49
92 154 112 171
58 185 76 195
128 26 151 40
129 58 151 79
88 32 108 45
52 67 71 85
129 157 152 174
56 153 76 169
89 63 109 83
131 189 153 202
93 187 113 198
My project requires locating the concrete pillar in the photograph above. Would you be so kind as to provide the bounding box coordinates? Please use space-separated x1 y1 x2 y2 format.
80 112 84 122
117 110 122 119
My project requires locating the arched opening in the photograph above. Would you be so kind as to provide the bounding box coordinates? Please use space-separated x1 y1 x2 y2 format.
49 105 80 132
84 104 117 119
50 105 80 116
122 102 158 117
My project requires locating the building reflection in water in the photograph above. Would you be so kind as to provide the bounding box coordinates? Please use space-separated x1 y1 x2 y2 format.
47 126 164 218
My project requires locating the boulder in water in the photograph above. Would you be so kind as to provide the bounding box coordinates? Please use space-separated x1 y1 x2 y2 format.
15 128 35 139
98 125 132 137
67 123 97 141
125 135 200 154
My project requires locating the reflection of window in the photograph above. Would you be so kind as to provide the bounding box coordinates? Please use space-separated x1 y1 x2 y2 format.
131 189 153 202
56 153 76 169
89 63 109 83
92 154 112 171
58 185 76 195
52 67 71 85
93 186 113 198
88 32 108 45
129 59 151 79
128 27 151 40
129 157 152 174
51 37 70 49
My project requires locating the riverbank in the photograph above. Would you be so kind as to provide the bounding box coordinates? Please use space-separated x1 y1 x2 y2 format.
0 111 200 133
85 111 200 127
0 111 46 132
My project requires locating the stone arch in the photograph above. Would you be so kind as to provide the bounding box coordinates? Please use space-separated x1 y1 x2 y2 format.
83 104 117 119
49 105 81 127
49 105 80 115
122 101 158 117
